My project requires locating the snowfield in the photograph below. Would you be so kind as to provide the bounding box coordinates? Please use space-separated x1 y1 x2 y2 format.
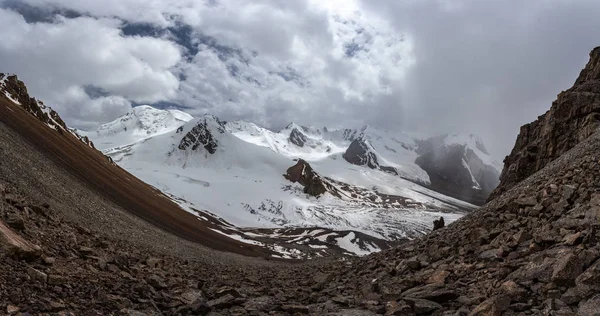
84 106 500 256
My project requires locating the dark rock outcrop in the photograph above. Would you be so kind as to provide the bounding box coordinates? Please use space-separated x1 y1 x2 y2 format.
415 135 500 205
289 128 308 147
343 138 398 175
432 217 445 231
178 116 225 154
0 73 96 149
284 159 338 197
489 47 600 201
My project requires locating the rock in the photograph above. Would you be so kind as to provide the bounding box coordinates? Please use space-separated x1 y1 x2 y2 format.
179 289 204 305
479 249 502 260
512 230 531 244
313 272 334 290
78 246 94 256
500 281 527 301
578 294 600 316
49 301 66 311
561 287 582 305
516 197 537 207
6 305 20 314
43 257 56 265
575 259 600 297
402 285 458 303
406 258 421 270
207 294 236 309
27 267 48 283
282 304 310 313
563 232 583 245
551 250 584 285
508 256 554 283
469 295 511 316
0 227 41 261
328 310 378 316
384 300 412 315
215 286 242 298
426 270 450 285
6 213 25 230
404 298 442 314
433 217 445 231
145 257 163 269
244 296 279 312
147 275 167 289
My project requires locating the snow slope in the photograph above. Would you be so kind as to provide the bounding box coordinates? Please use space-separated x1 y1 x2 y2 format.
83 106 500 255
95 113 473 242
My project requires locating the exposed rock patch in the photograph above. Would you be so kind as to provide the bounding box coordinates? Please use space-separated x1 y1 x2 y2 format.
284 159 339 197
343 138 399 175
289 128 308 147
178 116 225 154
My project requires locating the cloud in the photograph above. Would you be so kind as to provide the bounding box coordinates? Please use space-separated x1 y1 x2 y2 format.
357 0 600 157
0 7 181 128
1 0 600 158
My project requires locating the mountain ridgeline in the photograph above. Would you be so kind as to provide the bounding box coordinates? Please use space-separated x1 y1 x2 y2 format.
1 47 600 315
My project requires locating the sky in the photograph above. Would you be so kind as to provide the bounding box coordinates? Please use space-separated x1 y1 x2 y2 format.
0 0 599 159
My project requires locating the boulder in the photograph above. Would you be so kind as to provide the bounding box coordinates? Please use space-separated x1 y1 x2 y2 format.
0 220 41 260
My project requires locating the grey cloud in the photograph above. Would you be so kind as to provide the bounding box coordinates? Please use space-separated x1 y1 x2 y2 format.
358 0 600 158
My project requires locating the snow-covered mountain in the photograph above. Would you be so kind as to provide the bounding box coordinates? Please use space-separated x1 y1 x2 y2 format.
79 105 193 150
83 105 501 256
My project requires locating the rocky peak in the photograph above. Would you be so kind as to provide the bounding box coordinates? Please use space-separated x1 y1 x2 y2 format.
0 73 68 132
288 128 308 147
1 74 97 149
489 46 600 201
284 159 335 197
178 115 225 154
343 138 398 175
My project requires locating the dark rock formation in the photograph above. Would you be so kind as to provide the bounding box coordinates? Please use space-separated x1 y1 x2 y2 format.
1 74 67 131
432 217 445 231
415 135 500 205
289 128 308 147
343 138 398 175
284 159 331 197
489 47 600 201
178 116 225 154
0 73 97 149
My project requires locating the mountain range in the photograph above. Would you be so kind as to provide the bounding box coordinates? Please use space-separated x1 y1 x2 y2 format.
2 47 600 315
74 103 501 255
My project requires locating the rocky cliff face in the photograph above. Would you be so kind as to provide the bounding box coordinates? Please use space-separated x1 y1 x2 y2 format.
288 128 308 147
1 73 96 149
489 47 600 201
343 138 399 176
177 116 225 154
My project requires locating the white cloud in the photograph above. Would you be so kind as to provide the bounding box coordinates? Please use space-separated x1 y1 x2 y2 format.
0 7 181 127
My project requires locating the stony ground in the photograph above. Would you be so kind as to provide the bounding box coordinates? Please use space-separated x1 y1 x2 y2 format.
2 119 600 316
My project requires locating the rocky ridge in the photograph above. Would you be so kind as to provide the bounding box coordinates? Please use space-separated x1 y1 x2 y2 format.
490 47 600 201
